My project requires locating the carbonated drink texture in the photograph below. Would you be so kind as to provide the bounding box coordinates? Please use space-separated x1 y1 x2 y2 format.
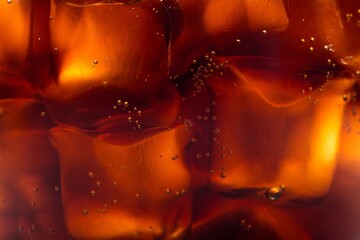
1 0 360 239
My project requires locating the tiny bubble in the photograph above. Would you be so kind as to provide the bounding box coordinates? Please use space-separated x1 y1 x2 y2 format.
247 224 252 231
90 190 96 197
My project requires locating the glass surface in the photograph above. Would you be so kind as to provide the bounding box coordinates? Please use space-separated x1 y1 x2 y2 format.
0 0 359 239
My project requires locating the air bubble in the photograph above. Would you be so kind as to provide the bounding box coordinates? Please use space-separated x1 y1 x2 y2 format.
247 224 252 231
171 155 179 160
266 185 285 201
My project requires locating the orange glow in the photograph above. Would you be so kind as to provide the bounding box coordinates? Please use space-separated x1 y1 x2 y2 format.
0 1 30 64
204 0 288 34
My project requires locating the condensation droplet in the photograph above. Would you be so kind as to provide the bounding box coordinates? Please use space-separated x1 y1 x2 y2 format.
33 187 38 193
236 39 241 44
7 0 11 4
54 186 60 192
266 185 285 201
220 172 226 178
40 111 46 117
93 60 98 65
82 209 88 215
165 188 172 194
88 171 94 178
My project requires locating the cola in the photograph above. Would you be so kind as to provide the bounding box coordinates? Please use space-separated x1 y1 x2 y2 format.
1 0 360 239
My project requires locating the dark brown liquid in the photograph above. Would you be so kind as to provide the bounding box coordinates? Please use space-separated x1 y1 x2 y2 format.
1 0 360 239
